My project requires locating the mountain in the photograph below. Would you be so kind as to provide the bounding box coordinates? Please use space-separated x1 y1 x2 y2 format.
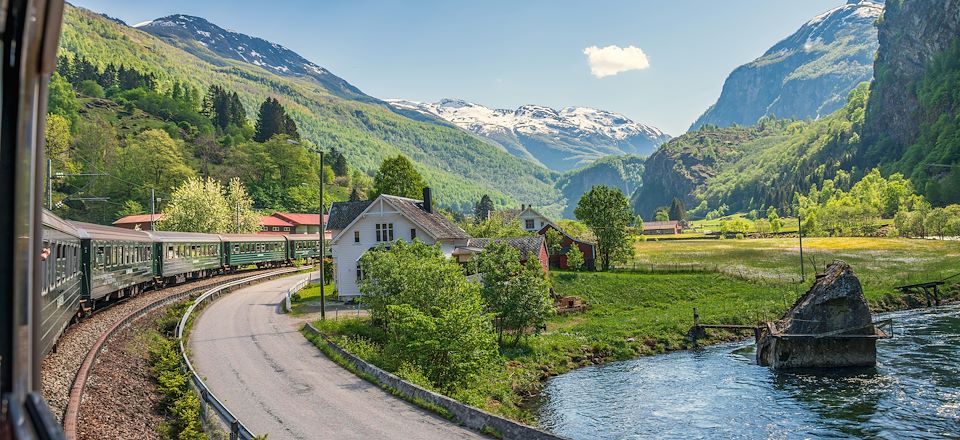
555 155 645 218
690 0 882 131
135 14 373 102
59 5 564 215
387 99 670 171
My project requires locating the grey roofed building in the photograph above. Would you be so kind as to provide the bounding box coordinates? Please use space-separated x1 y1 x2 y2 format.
326 200 373 232
466 236 545 261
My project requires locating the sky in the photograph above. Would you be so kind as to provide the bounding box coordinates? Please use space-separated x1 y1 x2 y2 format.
70 0 843 135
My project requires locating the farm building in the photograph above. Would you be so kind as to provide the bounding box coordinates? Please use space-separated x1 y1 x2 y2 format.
453 236 550 273
539 224 596 271
642 220 681 235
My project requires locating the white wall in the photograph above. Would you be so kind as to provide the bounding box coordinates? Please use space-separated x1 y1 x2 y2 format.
519 210 551 232
330 198 464 299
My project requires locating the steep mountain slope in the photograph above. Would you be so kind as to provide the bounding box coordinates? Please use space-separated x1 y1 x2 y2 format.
60 5 562 214
388 99 669 171
555 155 645 218
690 0 881 131
862 0 960 203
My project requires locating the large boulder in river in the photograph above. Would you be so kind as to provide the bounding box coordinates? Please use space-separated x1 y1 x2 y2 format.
757 261 878 369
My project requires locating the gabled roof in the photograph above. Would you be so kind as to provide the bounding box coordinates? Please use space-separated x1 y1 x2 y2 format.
330 195 469 243
113 213 165 225
260 216 293 227
326 200 373 230
272 213 327 226
467 236 545 260
382 195 470 240
71 221 153 242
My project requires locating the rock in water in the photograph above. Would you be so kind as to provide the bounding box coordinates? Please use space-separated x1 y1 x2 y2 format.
757 261 878 369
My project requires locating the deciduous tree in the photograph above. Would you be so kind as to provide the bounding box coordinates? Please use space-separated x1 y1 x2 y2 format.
371 155 426 199
574 185 633 271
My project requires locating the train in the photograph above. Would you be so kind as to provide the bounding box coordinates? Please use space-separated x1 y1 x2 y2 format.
39 209 323 356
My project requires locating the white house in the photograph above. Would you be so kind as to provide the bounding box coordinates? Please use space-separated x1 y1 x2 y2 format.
512 204 556 232
326 188 470 300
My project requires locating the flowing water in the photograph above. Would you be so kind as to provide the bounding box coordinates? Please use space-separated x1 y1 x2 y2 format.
539 305 960 439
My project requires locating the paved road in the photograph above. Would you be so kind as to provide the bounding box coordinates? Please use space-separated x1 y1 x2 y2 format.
190 274 484 440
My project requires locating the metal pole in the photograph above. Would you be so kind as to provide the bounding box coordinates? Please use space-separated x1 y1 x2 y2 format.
798 213 805 283
319 150 326 321
150 188 156 231
47 158 52 209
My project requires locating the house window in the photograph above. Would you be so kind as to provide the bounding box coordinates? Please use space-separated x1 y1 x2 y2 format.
410 228 416 240
272 227 279 231
356 261 363 281
525 219 535 229
375 223 394 242
283 227 290 231
354 230 360 243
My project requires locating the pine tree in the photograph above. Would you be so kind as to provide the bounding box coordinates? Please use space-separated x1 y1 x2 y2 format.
349 187 362 202
254 97 299 142
669 198 687 221
473 194 494 222
330 148 348 176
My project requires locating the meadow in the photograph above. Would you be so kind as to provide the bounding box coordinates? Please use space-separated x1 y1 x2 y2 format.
625 237 960 301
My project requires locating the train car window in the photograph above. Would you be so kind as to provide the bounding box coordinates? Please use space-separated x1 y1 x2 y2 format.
167 245 174 260
96 246 104 268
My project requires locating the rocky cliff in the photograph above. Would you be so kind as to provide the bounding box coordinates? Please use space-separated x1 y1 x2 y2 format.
862 0 960 165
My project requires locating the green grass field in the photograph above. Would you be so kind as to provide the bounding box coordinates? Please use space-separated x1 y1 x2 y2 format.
626 237 960 301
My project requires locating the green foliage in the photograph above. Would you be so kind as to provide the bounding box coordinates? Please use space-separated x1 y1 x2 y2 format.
47 73 79 125
371 155 426 199
654 208 669 222
669 198 687 221
798 169 917 236
575 185 634 271
77 79 105 98
462 212 530 238
566 245 585 272
557 154 645 218
719 217 752 236
254 97 299 142
473 194 494 222
148 303 206 440
159 176 259 233
201 84 247 131
555 219 591 241
544 228 564 255
476 242 553 345
766 206 783 233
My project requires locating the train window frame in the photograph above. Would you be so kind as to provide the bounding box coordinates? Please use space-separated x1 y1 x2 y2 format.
96 245 105 268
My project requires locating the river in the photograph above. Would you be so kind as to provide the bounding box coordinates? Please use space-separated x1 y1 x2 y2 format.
539 305 960 439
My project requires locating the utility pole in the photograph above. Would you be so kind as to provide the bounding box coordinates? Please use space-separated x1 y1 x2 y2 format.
150 189 156 231
318 150 326 321
798 213 805 283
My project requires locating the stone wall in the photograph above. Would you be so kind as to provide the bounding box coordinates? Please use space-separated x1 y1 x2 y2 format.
304 323 566 440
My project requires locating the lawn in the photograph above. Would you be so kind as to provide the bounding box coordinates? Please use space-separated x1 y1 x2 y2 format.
626 237 960 302
290 283 336 315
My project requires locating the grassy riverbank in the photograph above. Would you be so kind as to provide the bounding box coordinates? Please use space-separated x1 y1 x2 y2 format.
309 237 960 425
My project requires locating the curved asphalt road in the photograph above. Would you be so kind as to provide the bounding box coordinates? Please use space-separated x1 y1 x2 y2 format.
190 274 484 440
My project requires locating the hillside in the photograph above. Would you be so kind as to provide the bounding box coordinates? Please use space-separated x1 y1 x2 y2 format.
58 5 563 215
555 155 645 218
388 99 669 171
690 1 881 131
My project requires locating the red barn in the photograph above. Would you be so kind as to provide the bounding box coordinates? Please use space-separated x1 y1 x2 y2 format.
539 224 596 271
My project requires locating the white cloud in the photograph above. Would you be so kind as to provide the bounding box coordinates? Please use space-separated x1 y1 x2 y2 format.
582 45 650 78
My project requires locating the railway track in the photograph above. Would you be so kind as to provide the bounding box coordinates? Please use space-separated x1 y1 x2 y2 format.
41 267 304 439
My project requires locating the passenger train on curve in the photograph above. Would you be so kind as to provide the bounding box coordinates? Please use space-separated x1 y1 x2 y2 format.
39 209 323 355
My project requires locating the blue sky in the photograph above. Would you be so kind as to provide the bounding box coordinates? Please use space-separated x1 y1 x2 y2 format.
71 0 843 135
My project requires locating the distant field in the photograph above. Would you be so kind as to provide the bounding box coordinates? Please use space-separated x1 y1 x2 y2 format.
627 237 960 300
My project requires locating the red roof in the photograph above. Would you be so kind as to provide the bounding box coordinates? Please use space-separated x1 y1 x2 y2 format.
260 216 293 227
113 213 165 225
271 213 328 226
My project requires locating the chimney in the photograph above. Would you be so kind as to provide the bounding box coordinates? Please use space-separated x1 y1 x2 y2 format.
422 187 433 214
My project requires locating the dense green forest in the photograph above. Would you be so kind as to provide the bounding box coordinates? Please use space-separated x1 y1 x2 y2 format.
53 4 563 221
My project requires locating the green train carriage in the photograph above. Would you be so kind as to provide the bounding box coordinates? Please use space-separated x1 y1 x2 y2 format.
220 234 287 269
147 231 223 284
282 233 327 261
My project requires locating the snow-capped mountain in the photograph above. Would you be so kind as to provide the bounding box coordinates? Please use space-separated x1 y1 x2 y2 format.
691 0 882 131
135 15 372 101
388 99 670 171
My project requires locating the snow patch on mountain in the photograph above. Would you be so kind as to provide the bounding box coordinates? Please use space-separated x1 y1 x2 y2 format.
388 98 670 171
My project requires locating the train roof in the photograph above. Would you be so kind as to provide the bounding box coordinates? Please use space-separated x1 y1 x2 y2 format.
146 230 222 243
282 233 321 241
42 210 88 239
218 234 286 243
69 220 154 242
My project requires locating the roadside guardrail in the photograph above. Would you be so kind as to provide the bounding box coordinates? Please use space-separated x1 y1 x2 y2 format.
176 267 302 440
